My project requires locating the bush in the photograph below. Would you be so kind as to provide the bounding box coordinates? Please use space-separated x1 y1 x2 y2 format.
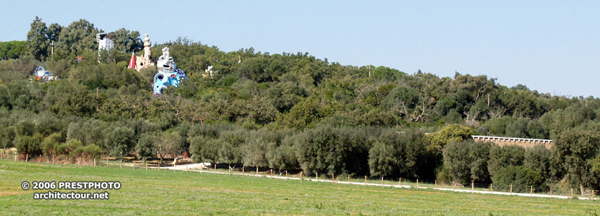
368 141 397 177
41 132 62 156
135 133 156 159
0 126 16 149
524 145 552 183
72 144 101 159
58 139 83 156
492 165 544 193
488 145 525 178
14 133 44 157
443 140 492 184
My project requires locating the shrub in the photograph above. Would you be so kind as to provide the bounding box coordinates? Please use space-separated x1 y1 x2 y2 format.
443 140 492 184
488 145 525 178
492 165 544 193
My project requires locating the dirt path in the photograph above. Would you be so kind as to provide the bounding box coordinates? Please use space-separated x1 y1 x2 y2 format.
163 163 598 201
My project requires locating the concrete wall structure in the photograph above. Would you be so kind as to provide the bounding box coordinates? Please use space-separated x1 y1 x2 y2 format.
472 135 552 149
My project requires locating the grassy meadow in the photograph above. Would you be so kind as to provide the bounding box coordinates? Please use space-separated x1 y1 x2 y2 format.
0 159 598 215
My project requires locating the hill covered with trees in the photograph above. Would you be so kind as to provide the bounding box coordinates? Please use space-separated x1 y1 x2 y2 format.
1 17 599 195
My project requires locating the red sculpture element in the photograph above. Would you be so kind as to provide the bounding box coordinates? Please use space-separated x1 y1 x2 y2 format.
128 52 136 69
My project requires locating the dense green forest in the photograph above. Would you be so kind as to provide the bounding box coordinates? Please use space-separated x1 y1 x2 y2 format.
2 17 600 194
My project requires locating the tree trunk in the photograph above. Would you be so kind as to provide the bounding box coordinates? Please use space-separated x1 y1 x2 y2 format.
578 172 585 196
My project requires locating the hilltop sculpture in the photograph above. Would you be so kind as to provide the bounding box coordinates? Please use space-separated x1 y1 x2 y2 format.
152 47 188 94
34 66 58 81
135 34 155 71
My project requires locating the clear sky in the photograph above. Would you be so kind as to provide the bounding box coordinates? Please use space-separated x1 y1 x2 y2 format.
1 1 599 97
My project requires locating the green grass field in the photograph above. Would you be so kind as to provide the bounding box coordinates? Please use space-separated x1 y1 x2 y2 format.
0 160 598 215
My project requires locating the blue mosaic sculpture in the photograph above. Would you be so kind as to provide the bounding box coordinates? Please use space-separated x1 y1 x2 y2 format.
153 47 188 94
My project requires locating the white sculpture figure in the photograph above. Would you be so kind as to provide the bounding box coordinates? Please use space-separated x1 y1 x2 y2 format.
135 34 155 71
157 47 175 71
203 65 214 77
34 66 58 81
161 46 170 59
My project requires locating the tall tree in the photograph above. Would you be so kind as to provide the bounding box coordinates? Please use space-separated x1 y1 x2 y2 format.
26 16 48 60
55 19 99 54
368 141 397 177
105 127 135 160
109 28 142 53
553 128 600 195
443 140 492 184
135 133 156 160
46 23 62 56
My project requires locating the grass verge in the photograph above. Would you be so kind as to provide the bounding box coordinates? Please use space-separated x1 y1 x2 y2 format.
0 160 598 215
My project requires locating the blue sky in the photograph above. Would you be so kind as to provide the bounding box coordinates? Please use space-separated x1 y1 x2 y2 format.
1 1 599 97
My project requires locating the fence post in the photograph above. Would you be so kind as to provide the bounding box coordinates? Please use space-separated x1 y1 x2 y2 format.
270 169 273 179
14 151 17 161
399 178 402 186
316 173 318 181
348 175 350 183
186 164 189 172
300 171 303 181
571 188 574 199
381 176 384 187
510 184 513 195
285 170 288 179
364 176 367 185
530 186 533 197
417 179 419 189
158 162 160 171
120 160 122 169
435 180 437 188
332 173 335 184
256 167 259 175
471 181 474 193
592 190 595 202
26 153 28 162
242 167 245 176
490 183 493 192
145 162 148 171
550 187 552 198
106 158 109 167
94 158 96 167
52 155 55 165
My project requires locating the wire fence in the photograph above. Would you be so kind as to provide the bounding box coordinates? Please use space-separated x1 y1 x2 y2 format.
2 151 597 201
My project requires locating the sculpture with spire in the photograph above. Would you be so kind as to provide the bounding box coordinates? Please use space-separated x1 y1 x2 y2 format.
135 34 155 71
